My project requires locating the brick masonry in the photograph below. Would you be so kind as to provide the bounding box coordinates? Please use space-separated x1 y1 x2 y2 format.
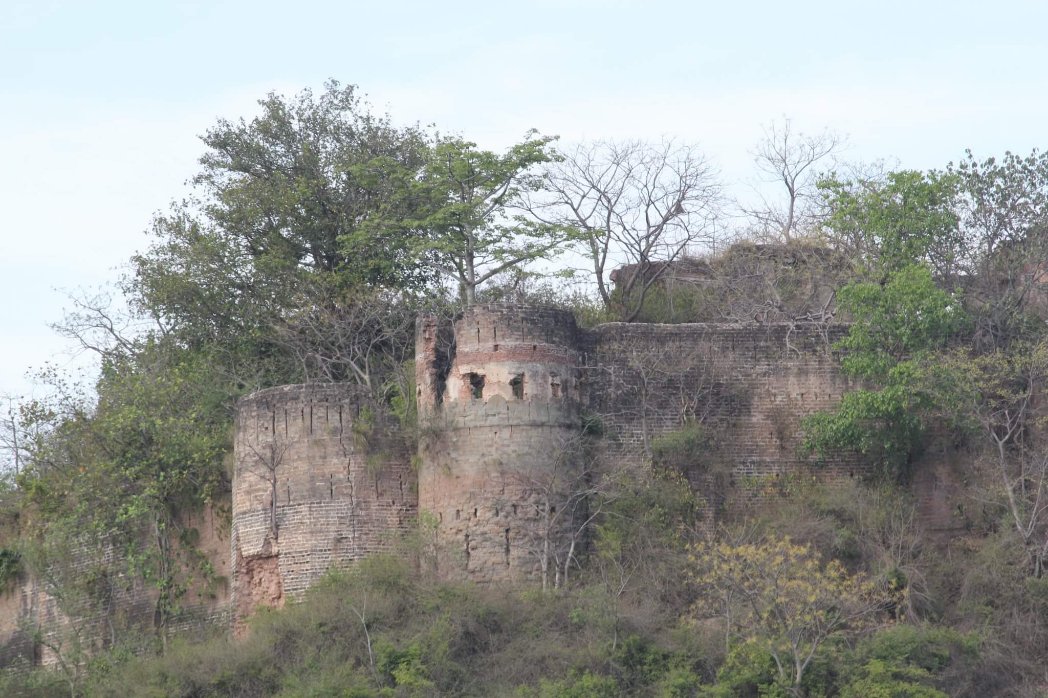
414 305 869 586
230 383 417 630
2 303 878 664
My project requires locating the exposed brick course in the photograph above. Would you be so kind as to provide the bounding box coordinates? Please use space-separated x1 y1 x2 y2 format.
231 383 417 629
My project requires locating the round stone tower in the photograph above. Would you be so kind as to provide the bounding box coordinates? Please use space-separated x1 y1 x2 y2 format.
416 304 582 584
231 384 416 627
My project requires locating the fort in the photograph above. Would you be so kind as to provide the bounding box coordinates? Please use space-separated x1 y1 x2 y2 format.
228 303 864 620
0 302 875 665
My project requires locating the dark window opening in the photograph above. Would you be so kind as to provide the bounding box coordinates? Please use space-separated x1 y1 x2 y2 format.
510 373 525 399
504 528 511 565
467 373 485 399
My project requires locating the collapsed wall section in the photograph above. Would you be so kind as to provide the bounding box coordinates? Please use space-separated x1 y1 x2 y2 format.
232 384 416 628
417 305 582 584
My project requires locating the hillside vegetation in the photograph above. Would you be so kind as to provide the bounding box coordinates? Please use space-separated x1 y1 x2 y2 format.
2 82 1048 696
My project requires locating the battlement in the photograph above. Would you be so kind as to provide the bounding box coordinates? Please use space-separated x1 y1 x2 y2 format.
452 303 579 351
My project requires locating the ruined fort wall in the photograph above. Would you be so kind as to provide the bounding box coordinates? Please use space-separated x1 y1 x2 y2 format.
581 322 867 508
0 503 230 670
417 305 582 584
2 307 877 662
232 384 416 628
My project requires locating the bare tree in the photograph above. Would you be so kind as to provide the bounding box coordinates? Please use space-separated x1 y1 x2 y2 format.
244 441 291 540
540 140 722 321
0 395 26 477
502 434 615 591
965 343 1048 578
743 119 841 241
271 287 417 393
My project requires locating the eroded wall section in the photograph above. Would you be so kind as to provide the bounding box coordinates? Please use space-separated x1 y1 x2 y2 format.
232 384 416 628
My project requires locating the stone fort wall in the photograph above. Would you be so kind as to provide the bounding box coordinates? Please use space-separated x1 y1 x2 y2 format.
414 305 867 584
1 303 871 667
231 383 417 630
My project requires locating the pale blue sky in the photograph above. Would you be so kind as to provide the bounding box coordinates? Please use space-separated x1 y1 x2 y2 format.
2 0 1047 398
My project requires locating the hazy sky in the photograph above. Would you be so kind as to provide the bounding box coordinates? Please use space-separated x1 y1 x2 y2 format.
2 0 1047 398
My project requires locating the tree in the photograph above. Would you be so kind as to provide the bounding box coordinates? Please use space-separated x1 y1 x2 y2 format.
950 149 1048 348
17 343 229 648
271 284 418 391
193 79 431 288
744 118 841 241
243 441 290 541
818 170 963 282
412 133 566 305
942 342 1048 578
691 536 891 695
512 435 605 591
803 264 968 477
542 139 721 320
131 81 436 392
0 395 27 477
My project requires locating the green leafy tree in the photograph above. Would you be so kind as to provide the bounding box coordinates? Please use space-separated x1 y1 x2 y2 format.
410 133 567 305
18 343 229 648
132 81 435 391
838 624 976 698
818 170 962 281
804 265 968 477
950 149 1048 347
192 79 431 287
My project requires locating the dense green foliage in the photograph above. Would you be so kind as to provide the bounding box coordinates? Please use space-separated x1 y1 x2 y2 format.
0 549 986 697
803 264 968 476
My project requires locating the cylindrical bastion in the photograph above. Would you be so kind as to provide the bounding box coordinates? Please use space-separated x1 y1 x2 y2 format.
231 383 417 627
416 305 583 584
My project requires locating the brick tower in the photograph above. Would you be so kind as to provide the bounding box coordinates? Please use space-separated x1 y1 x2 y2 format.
231 383 416 627
415 305 583 584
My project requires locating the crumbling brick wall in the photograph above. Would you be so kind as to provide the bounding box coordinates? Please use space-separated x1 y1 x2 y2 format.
3 306 875 657
416 305 583 585
0 504 230 670
415 306 869 584
581 322 868 513
231 384 417 629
